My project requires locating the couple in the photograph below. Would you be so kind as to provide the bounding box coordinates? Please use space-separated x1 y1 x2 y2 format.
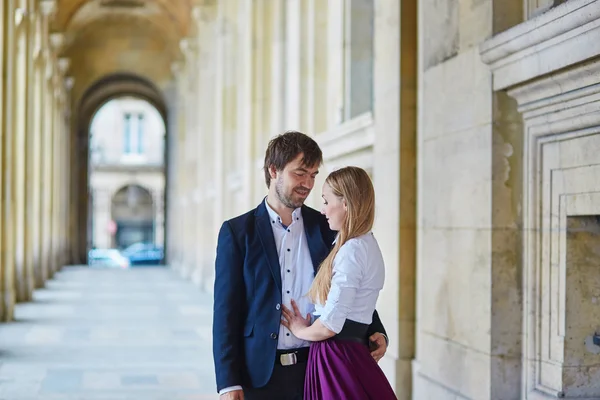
212 131 396 399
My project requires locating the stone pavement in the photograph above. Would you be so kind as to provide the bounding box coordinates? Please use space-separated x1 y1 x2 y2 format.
0 266 219 400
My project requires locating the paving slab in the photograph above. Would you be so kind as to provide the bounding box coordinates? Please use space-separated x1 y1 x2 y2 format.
0 266 219 400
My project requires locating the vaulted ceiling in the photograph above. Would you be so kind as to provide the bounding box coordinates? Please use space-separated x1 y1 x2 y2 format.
53 0 196 103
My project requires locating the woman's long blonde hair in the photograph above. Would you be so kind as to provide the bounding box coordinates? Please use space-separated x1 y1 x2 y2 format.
308 166 375 305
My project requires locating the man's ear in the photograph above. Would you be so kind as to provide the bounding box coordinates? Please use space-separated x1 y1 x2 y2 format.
269 165 278 180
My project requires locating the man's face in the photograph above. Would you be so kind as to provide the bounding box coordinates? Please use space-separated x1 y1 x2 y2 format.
271 153 319 209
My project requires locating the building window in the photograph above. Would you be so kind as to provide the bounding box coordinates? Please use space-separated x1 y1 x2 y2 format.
344 0 374 120
137 113 144 154
124 112 144 155
124 113 132 153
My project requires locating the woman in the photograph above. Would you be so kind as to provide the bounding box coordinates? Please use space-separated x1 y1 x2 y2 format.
281 166 396 400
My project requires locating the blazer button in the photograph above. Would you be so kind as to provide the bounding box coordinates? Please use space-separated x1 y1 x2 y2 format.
270 332 278 340
276 303 281 310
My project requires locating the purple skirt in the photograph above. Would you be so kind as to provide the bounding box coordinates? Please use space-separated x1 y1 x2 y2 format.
304 339 397 400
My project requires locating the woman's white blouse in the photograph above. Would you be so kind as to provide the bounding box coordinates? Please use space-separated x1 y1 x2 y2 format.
314 232 385 334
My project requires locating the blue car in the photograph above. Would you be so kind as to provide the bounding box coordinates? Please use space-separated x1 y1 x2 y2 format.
121 243 164 266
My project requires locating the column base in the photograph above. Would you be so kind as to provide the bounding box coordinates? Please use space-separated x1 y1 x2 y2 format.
0 289 16 322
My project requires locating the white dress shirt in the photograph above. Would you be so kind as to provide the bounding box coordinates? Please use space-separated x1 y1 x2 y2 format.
264 199 315 349
314 232 385 334
219 200 315 395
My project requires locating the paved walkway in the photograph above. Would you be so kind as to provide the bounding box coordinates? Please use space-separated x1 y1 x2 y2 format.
0 266 218 400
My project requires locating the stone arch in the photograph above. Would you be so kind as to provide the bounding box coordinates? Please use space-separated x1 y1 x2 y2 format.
70 72 170 263
110 184 154 249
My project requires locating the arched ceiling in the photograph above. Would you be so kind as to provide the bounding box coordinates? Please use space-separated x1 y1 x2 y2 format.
54 0 196 103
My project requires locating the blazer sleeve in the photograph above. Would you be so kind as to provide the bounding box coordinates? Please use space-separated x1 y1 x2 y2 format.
366 309 388 342
212 221 245 392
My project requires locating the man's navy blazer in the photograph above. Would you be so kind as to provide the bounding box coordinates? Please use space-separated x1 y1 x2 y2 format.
212 200 387 392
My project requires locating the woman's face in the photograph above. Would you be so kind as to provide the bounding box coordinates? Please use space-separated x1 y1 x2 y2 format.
321 182 346 231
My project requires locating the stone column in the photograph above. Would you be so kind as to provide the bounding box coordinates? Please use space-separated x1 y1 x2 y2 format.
37 0 54 284
30 7 44 288
53 57 69 270
372 0 417 397
13 0 32 302
193 1 218 291
1 0 17 321
48 32 64 275
92 189 112 249
153 190 164 248
41 47 55 279
326 0 345 128
212 1 225 241
269 0 285 135
285 0 300 129
180 37 199 279
236 0 254 211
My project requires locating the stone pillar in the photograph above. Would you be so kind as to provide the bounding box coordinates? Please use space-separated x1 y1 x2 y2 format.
236 0 254 211
180 37 199 279
193 1 218 291
269 0 285 136
372 0 417 397
153 190 164 248
285 0 300 129
36 0 55 284
41 47 55 279
92 189 112 249
13 0 32 302
1 0 17 321
212 1 225 240
30 7 44 288
326 0 345 128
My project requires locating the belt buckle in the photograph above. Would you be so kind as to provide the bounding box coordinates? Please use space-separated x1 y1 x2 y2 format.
280 352 297 366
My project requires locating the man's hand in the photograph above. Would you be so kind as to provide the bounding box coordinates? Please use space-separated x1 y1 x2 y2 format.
220 389 244 400
369 332 387 363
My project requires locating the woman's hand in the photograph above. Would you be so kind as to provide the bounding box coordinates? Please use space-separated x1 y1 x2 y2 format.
280 299 311 336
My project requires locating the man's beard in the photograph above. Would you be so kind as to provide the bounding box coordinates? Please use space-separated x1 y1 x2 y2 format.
275 177 307 209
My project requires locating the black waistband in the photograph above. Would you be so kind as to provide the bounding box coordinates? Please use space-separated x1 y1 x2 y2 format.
331 319 369 345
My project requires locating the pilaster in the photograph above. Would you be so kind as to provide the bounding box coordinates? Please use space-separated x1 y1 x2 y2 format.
13 0 33 302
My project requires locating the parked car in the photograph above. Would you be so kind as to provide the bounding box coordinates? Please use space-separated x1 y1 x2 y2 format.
121 242 164 266
88 248 130 269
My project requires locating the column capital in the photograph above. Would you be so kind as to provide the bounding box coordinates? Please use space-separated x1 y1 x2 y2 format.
180 38 198 59
57 57 70 75
14 8 28 28
171 60 184 76
39 0 57 17
64 77 75 91
49 32 65 54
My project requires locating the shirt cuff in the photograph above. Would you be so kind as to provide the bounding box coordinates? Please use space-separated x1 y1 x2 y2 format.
219 385 243 395
381 333 389 346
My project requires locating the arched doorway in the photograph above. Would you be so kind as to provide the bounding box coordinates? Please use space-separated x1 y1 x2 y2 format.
87 94 166 255
111 185 155 249
70 73 170 264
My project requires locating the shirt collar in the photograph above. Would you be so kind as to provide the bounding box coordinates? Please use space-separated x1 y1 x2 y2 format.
264 197 303 225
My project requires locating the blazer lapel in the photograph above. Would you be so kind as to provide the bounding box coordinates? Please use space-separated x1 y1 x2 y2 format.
255 202 282 290
302 206 329 275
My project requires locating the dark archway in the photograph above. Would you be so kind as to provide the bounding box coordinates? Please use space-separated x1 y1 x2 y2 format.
70 73 170 264
111 185 155 250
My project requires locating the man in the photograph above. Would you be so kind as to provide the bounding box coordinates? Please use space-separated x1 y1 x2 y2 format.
213 131 388 400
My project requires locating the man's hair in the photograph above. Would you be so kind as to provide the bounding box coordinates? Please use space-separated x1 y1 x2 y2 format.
263 131 323 188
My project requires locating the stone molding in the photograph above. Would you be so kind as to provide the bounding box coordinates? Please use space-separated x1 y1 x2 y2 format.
39 0 57 17
316 112 375 170
481 1 600 398
480 0 600 91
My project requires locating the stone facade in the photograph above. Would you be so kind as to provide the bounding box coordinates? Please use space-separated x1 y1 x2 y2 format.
2 0 600 399
88 97 165 250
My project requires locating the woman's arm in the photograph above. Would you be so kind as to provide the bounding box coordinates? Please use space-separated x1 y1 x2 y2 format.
281 300 336 341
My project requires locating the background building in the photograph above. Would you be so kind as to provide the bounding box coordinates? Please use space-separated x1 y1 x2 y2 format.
88 97 165 250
